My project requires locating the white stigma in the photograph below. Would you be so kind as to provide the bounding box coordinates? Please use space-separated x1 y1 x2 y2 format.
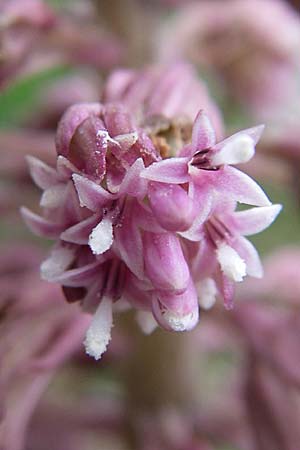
136 311 158 335
88 217 113 255
198 278 218 310
211 134 255 166
216 243 247 282
84 296 113 360
97 130 120 147
163 310 196 332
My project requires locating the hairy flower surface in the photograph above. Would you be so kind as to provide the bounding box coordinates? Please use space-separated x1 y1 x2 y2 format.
22 67 281 360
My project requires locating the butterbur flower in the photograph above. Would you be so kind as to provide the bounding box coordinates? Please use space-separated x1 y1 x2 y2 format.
22 67 280 361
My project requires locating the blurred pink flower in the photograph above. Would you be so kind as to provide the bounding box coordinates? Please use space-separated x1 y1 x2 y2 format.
158 0 300 120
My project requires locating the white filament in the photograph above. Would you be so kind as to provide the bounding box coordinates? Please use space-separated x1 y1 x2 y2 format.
216 243 246 282
198 278 218 310
88 217 113 255
84 296 113 360
163 310 195 332
211 135 255 166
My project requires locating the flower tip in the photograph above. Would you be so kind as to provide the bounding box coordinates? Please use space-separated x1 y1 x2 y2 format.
83 297 113 360
163 309 198 332
84 332 110 360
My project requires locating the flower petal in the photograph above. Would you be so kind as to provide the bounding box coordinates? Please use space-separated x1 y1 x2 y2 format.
26 156 61 190
20 207 64 238
50 261 102 286
229 204 282 236
233 236 263 278
144 232 190 293
118 157 147 198
61 214 101 245
215 166 271 206
72 174 115 211
40 245 76 281
140 157 189 184
191 110 216 151
114 201 144 280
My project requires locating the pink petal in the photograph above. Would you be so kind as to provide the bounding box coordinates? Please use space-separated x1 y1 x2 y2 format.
118 158 147 198
20 207 64 238
233 236 263 278
72 174 115 211
69 116 107 179
56 155 80 179
56 102 102 157
50 261 102 287
26 156 61 190
114 201 144 280
61 214 101 244
148 182 196 232
230 204 282 236
215 166 271 206
140 157 189 183
191 110 216 151
152 281 199 331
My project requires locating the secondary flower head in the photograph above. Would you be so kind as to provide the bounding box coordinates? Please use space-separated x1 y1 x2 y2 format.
22 66 281 360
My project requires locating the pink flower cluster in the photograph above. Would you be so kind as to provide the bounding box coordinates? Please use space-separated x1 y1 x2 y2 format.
22 66 281 360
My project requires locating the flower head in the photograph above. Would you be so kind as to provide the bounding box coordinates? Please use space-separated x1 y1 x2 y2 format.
22 66 281 360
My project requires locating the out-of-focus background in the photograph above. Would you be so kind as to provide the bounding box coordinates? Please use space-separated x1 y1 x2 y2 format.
1 1 300 449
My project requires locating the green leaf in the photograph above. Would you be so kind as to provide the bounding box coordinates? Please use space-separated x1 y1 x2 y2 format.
0 65 73 128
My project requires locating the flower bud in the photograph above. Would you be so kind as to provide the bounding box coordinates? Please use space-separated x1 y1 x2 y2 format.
148 182 195 232
144 232 190 293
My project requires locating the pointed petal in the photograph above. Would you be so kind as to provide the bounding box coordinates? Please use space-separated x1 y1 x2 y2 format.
56 155 80 179
84 296 113 360
20 207 64 238
233 236 263 278
72 174 114 211
191 110 216 151
61 214 101 245
118 158 147 198
40 183 66 209
140 157 189 183
89 217 113 255
179 188 212 241
26 156 61 190
40 244 76 281
114 201 144 280
50 261 102 286
215 166 271 206
229 204 282 236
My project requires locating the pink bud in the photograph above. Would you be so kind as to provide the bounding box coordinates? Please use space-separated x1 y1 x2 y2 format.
148 182 195 231
55 103 102 157
144 232 190 293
